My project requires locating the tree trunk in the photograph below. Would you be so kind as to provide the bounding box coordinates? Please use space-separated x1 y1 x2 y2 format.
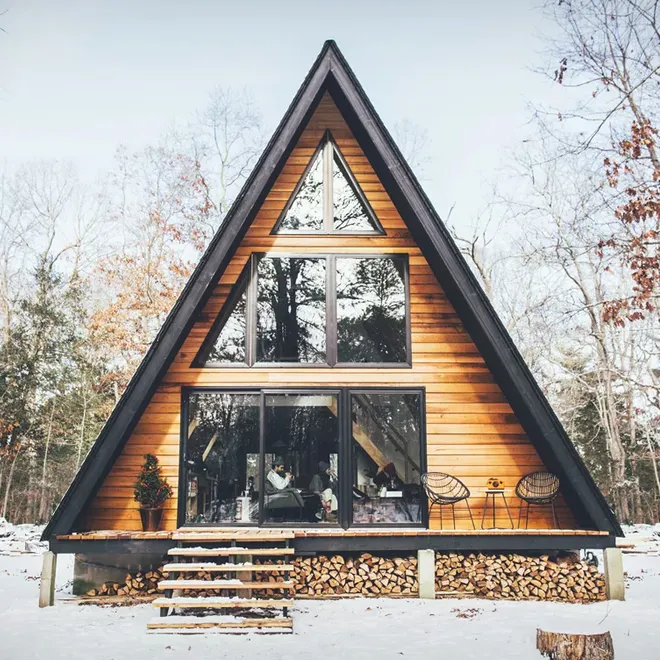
2 448 20 521
76 387 88 470
646 432 660 504
39 402 56 522
537 629 614 659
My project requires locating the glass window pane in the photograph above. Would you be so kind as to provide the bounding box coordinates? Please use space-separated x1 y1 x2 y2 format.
205 284 247 364
256 257 326 363
277 150 324 232
336 257 407 363
351 392 423 524
263 393 339 524
185 393 260 524
332 154 379 232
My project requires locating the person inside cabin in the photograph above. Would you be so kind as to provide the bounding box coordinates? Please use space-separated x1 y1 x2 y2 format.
266 458 293 491
372 462 403 492
309 461 338 521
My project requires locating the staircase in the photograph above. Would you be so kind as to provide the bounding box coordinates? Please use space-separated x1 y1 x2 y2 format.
148 529 295 634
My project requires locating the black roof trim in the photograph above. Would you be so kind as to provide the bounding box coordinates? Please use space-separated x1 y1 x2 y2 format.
43 40 621 540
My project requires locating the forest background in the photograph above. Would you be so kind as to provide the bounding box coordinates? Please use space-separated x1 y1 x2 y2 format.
1 0 659 525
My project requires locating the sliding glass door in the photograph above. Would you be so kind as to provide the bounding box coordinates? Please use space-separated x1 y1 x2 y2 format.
262 392 340 524
181 388 425 527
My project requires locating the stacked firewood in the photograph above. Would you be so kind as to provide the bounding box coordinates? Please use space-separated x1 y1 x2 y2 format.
81 553 606 603
290 554 418 596
85 569 167 597
435 553 606 602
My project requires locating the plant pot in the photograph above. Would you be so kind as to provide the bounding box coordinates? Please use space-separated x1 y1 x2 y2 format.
139 507 163 532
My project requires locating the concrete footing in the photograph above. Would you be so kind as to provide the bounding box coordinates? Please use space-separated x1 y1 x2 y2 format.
39 551 57 608
603 547 625 601
417 548 435 599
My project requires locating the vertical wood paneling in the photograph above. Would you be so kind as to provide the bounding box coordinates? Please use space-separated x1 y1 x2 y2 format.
81 94 575 532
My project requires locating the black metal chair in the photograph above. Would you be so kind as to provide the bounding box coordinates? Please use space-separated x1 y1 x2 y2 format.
421 472 475 530
515 471 560 529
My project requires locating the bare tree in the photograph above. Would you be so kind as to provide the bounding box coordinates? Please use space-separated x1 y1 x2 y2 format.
393 119 431 179
537 0 660 321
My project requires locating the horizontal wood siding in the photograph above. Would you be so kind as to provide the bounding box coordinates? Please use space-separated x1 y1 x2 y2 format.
81 94 575 531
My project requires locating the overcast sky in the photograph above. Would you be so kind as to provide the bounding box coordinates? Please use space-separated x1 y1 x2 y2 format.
0 0 564 229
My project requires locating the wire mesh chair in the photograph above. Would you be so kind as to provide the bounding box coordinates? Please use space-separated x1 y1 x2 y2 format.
421 472 475 530
515 471 560 529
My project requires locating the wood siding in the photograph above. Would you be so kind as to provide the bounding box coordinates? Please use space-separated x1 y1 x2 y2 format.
81 94 575 531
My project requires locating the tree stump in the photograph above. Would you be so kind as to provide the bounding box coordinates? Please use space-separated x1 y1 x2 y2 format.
536 629 614 659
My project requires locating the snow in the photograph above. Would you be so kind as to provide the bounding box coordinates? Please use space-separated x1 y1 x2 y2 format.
166 563 257 568
620 523 660 553
0 518 47 555
1 525 659 659
148 614 289 625
153 594 270 605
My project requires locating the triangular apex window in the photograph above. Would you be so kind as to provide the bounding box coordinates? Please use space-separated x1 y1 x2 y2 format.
273 132 384 234
194 263 249 366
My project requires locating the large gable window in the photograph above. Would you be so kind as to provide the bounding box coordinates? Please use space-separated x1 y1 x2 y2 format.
205 273 248 365
196 254 410 367
256 256 326 363
273 132 383 235
336 257 407 363
276 148 324 232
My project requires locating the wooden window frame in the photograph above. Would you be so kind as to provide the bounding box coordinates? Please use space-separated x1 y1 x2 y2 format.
195 252 412 368
270 130 385 236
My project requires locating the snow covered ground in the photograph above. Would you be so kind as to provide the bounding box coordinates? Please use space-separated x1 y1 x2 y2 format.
0 521 659 660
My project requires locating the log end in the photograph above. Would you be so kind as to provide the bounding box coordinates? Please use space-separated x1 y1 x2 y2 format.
536 628 614 660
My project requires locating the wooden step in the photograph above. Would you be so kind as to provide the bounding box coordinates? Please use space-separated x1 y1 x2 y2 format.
168 547 295 557
175 527 294 534
158 579 293 590
153 596 293 609
163 563 294 573
147 616 292 634
173 530 294 542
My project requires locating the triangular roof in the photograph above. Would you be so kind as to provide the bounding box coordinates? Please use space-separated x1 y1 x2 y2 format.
43 41 621 539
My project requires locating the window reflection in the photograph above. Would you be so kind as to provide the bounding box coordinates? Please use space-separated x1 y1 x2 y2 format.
332 154 380 232
336 257 407 363
185 393 260 523
256 256 326 363
275 136 381 235
277 150 324 232
352 392 422 524
263 393 339 524
206 283 247 364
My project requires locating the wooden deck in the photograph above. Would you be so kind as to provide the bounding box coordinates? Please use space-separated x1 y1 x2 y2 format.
55 527 610 541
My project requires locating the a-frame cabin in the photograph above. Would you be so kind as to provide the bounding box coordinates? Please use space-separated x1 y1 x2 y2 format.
43 43 621 590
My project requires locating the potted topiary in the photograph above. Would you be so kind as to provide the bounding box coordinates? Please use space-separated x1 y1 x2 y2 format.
133 454 172 532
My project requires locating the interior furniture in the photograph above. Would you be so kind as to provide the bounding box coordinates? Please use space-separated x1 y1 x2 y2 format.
421 472 475 530
263 483 305 522
515 471 561 529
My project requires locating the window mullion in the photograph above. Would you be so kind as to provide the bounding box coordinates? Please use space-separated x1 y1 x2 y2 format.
323 137 333 232
326 255 337 366
246 254 258 366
